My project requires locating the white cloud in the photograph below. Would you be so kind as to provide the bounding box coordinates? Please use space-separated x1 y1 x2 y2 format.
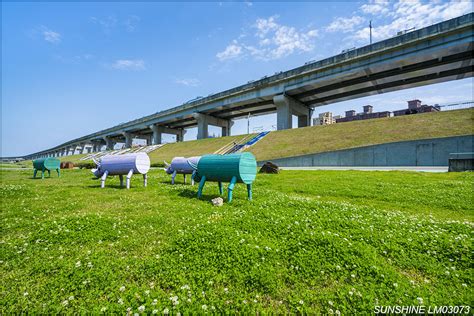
53 54 94 64
217 41 243 61
326 16 365 33
175 78 200 87
360 0 390 15
111 59 145 71
39 26 61 43
217 16 319 61
330 0 472 44
124 15 140 32
90 16 118 34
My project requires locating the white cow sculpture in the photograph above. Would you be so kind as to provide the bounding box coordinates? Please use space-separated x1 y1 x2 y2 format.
92 153 150 189
164 156 201 185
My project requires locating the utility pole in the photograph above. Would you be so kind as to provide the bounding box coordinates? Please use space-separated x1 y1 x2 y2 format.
369 20 372 45
247 113 250 134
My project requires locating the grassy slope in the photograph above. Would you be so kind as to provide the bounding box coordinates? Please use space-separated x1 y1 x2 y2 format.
248 108 474 161
147 134 253 165
14 109 473 166
1 169 472 313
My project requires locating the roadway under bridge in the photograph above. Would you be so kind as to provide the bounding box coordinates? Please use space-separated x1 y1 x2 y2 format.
26 13 473 159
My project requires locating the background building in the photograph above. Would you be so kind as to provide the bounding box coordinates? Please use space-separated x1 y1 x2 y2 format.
393 99 441 116
313 112 339 126
336 105 391 123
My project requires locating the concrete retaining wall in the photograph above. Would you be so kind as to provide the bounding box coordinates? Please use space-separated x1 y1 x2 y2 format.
258 135 473 167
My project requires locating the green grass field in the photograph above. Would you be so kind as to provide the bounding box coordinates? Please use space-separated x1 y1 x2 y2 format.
1 169 472 313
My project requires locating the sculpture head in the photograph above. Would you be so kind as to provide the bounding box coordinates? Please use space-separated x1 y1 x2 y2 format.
164 160 173 174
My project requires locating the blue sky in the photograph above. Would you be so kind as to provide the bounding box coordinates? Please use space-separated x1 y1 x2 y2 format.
2 1 473 156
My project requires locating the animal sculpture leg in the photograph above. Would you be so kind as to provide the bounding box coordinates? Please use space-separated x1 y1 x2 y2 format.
48 170 51 177
227 176 237 203
126 169 134 189
197 176 206 198
57 168 60 177
191 171 196 186
41 170 45 179
143 174 147 187
247 184 252 200
119 175 124 187
183 174 186 184
101 170 109 188
218 182 223 195
33 169 37 179
171 170 177 185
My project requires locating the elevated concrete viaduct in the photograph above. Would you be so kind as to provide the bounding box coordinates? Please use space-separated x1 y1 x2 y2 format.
23 14 473 159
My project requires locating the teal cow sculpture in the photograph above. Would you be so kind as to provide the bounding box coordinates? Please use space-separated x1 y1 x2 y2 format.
33 158 61 179
189 152 257 202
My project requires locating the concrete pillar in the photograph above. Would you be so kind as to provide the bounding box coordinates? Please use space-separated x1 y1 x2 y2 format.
149 124 163 145
196 115 209 139
193 113 232 139
176 129 186 142
79 143 86 154
146 135 153 146
273 94 311 130
92 142 100 152
103 137 115 151
122 132 133 148
222 121 234 137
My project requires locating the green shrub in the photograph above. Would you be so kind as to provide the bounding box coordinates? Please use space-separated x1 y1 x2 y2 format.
74 160 96 169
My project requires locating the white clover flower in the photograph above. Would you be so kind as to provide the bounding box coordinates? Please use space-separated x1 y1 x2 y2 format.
23 292 28 296
224 287 228 293
68 296 74 301
145 290 150 295
163 308 169 315
101 307 107 312
118 298 123 305
462 283 467 287
87 262 93 268
152 299 158 305
336 265 341 270
75 261 81 268
138 305 145 312
62 300 69 306
152 310 158 314
299 300 304 305
243 300 247 304
181 284 190 290
417 297 423 305
393 283 398 288
335 310 341 315
328 300 333 306
351 274 355 278
202 304 208 310
119 286 125 292
349 290 353 296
